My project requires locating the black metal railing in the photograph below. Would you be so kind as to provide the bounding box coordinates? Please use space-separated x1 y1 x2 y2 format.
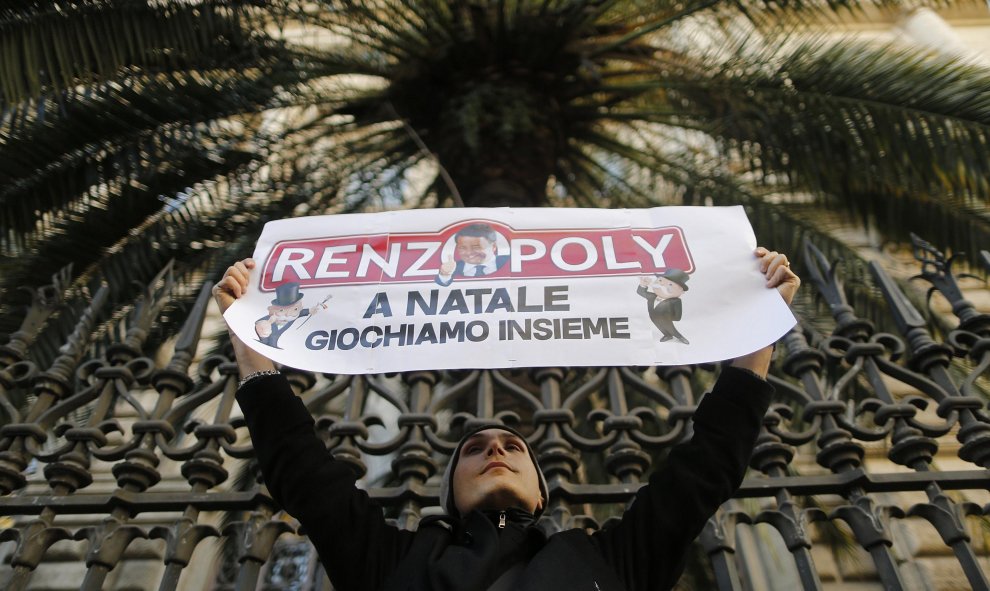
1 237 988 590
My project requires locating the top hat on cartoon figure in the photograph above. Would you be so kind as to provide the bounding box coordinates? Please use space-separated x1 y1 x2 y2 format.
651 269 690 291
271 282 305 306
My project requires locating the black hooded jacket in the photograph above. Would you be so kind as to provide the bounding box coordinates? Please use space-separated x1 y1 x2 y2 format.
236 367 772 591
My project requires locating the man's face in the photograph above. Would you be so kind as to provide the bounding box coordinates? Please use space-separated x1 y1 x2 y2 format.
651 277 684 299
455 236 496 265
268 302 303 324
452 429 543 515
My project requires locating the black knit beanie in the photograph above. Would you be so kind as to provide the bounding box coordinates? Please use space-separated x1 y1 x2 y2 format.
438 424 549 519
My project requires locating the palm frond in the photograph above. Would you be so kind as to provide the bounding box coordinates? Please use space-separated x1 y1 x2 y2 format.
663 33 990 202
0 51 324 250
0 0 277 109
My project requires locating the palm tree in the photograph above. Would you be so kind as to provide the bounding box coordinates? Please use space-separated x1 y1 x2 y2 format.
1 0 989 356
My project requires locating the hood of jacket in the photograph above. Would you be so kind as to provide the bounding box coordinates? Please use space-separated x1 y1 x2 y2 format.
439 424 549 519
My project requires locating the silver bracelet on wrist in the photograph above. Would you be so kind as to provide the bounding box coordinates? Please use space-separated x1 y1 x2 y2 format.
238 369 280 389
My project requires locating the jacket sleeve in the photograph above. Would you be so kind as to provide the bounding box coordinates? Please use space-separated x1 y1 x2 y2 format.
236 374 414 591
590 366 772 591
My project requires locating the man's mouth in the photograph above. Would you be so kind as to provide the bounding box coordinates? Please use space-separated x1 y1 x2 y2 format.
482 461 512 474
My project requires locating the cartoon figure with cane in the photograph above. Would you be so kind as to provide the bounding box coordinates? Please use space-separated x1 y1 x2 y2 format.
254 282 331 349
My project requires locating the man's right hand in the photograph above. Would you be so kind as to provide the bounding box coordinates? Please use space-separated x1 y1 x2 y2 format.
213 258 255 315
213 257 277 378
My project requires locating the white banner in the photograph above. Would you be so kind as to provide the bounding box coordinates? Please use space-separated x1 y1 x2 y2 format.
225 206 795 374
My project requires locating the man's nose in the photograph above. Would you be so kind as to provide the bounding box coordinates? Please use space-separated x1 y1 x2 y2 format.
486 442 505 456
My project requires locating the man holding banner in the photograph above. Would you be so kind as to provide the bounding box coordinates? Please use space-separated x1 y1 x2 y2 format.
214 209 799 591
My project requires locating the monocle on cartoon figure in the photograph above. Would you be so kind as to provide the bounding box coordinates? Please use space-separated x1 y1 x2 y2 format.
256 301 304 337
639 275 685 300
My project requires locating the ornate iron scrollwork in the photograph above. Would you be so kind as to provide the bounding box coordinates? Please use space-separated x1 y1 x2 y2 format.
0 240 988 591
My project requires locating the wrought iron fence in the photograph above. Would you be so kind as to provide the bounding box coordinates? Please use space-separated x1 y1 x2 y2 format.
1 238 989 590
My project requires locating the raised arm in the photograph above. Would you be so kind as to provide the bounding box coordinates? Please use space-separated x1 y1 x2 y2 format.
592 247 799 591
213 260 412 590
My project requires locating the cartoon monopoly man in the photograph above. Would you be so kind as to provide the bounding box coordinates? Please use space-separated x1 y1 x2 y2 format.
637 269 691 345
255 282 329 349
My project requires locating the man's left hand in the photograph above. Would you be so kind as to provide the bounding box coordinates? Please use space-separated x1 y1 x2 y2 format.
755 247 800 306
